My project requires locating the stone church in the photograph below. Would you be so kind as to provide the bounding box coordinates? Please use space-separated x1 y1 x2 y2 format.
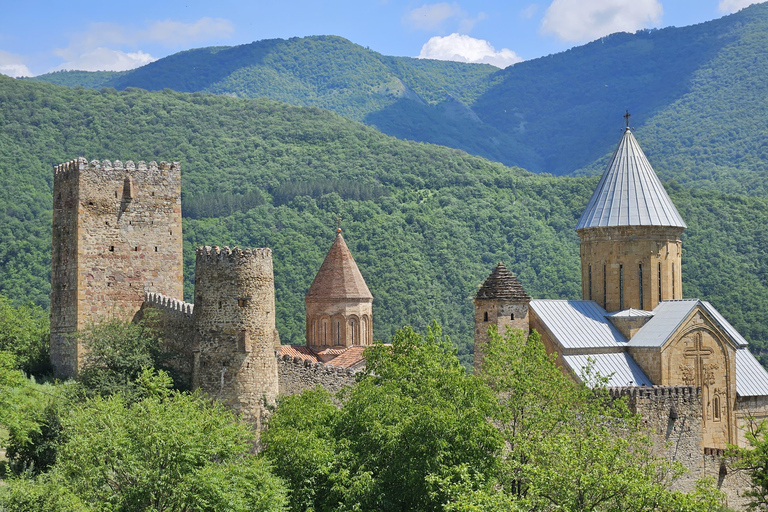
473 126 768 454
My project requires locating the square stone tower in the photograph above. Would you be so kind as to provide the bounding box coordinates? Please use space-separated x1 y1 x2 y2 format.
50 158 183 378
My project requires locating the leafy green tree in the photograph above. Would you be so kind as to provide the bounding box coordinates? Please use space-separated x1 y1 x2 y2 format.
1 389 287 512
728 421 768 510
0 296 50 375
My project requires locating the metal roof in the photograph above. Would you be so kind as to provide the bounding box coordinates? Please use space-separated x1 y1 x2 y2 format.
627 300 698 347
563 353 653 387
576 128 687 230
736 349 768 397
530 300 627 350
605 308 655 318
628 300 748 349
702 301 748 348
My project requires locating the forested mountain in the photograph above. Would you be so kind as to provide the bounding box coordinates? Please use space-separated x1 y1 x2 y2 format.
2 75 768 366
32 3 768 194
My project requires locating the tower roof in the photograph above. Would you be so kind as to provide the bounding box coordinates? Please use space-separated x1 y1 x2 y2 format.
576 128 686 230
475 262 531 301
306 232 373 301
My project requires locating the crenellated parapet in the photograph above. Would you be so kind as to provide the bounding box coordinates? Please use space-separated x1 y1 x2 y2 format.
144 292 194 318
196 245 272 262
54 158 180 177
608 385 699 399
276 351 358 397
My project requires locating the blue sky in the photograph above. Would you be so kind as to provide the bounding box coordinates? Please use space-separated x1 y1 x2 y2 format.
1 0 764 76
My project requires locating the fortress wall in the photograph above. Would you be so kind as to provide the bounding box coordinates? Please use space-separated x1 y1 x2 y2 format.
138 292 195 389
277 352 358 397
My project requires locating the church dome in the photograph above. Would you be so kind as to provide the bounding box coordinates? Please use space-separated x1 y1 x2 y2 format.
576 128 686 230
306 231 373 301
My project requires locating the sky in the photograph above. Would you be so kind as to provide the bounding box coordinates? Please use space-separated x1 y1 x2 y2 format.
1 0 765 77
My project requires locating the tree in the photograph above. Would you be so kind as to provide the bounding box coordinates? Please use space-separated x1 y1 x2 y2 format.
730 421 768 510
0 296 50 375
0 388 288 512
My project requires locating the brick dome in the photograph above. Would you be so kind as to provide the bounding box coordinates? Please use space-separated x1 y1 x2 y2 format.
306 232 372 300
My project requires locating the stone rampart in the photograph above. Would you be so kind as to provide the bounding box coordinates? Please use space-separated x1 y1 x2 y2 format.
139 292 195 389
277 352 358 397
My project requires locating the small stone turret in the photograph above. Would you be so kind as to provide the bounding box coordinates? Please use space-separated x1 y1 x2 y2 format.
305 229 373 350
191 246 278 428
474 262 531 371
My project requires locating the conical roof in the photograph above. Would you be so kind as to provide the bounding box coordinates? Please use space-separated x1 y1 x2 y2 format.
475 262 531 301
576 128 686 230
306 232 373 301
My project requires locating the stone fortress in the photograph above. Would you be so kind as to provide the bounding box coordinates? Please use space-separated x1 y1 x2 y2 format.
50 124 768 507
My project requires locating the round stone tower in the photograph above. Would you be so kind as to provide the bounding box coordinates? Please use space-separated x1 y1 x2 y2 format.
576 126 687 313
473 262 531 372
305 229 373 350
191 246 278 429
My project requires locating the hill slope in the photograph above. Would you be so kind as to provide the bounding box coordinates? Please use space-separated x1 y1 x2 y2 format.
2 76 768 366
33 4 768 194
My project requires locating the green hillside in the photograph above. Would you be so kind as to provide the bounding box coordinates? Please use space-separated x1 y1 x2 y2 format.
33 3 768 195
2 76 768 367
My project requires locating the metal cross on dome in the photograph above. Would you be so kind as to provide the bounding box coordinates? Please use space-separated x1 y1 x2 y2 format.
624 110 631 128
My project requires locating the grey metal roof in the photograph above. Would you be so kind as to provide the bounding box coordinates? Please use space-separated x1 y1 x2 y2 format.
627 300 698 347
628 299 748 349
563 353 653 387
736 349 768 397
702 301 748 348
576 128 687 230
605 308 655 318
530 300 627 350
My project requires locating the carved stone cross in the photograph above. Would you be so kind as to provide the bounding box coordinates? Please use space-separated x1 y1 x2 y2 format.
684 332 713 387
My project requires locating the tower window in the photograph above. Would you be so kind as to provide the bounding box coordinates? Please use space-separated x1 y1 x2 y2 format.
672 264 676 299
714 396 721 421
658 262 662 303
337 321 341 345
603 264 607 308
351 320 356 345
638 263 643 310
619 264 624 310
483 311 488 322
511 313 515 320
588 264 592 301
109 246 115 252
134 246 139 251
154 247 158 252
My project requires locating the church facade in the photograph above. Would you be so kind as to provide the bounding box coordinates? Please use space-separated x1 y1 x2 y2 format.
473 127 768 452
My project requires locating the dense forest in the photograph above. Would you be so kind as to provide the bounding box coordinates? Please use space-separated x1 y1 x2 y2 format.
31 2 768 194
2 75 768 367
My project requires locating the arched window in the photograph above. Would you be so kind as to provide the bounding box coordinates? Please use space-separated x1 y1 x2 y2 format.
350 319 356 345
362 316 369 345
336 321 341 345
713 395 721 421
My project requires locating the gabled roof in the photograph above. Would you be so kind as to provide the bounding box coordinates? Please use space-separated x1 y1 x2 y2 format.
476 262 531 301
628 299 748 349
736 349 768 397
563 353 653 387
530 300 627 350
576 128 686 230
306 232 373 301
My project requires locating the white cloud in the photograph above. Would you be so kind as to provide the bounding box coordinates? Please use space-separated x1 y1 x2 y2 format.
0 50 32 77
418 33 523 68
403 2 467 31
541 0 662 42
718 0 767 13
51 17 233 72
520 4 539 19
53 48 156 72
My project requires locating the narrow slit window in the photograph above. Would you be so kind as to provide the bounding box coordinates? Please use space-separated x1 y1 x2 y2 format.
603 264 607 308
619 264 624 310
109 246 115 252
658 262 662 303
714 396 721 421
638 263 643 310
134 246 139 251
154 246 158 252
336 322 341 345
511 313 515 320
588 264 592 301
483 311 488 322
672 264 676 299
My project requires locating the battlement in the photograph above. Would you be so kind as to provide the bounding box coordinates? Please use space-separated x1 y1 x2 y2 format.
608 385 700 399
196 245 273 262
54 158 180 177
276 351 359 377
144 292 194 317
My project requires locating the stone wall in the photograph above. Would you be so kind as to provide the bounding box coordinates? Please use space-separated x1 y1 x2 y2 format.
51 158 184 378
138 292 195 389
277 352 358 397
577 226 683 313
473 299 529 371
192 246 279 429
